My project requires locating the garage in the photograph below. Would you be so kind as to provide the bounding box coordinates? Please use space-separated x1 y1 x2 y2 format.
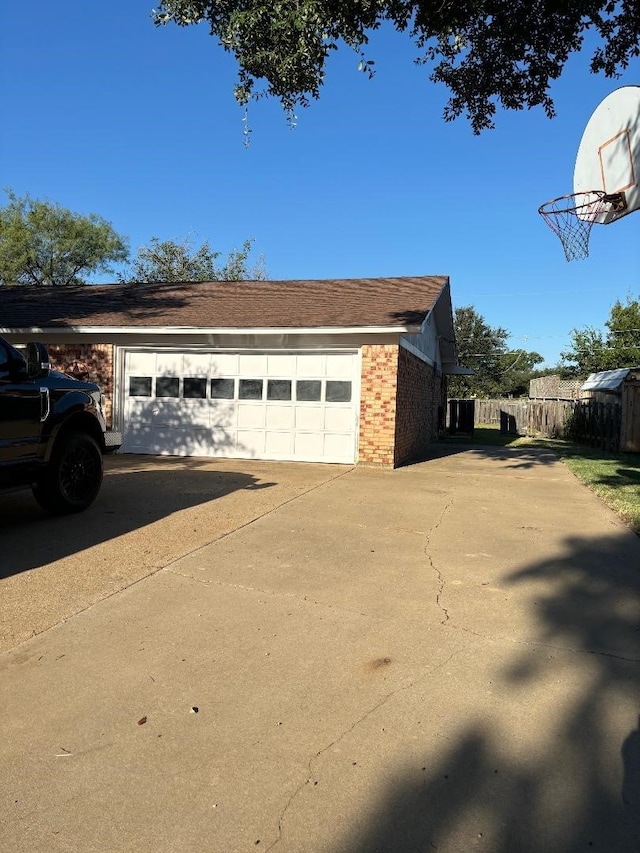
121 349 360 463
1 276 459 467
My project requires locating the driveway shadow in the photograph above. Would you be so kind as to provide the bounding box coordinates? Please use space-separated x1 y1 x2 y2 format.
418 441 561 468
0 455 276 580
332 531 640 852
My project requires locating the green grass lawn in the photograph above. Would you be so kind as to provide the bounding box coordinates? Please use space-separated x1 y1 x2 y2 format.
444 423 640 534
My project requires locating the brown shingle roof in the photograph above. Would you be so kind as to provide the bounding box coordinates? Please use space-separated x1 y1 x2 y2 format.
0 276 448 331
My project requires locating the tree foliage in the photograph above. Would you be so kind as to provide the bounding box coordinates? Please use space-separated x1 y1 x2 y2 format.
494 348 545 398
561 295 640 376
216 237 268 281
0 190 128 286
449 305 507 397
154 1 640 132
123 235 267 283
449 305 543 397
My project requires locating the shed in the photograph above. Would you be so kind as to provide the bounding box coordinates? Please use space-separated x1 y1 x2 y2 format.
581 367 640 452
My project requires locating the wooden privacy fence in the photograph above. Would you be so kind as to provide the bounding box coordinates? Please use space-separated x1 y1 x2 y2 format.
448 398 625 453
448 399 475 434
565 401 622 453
621 381 640 452
471 399 574 438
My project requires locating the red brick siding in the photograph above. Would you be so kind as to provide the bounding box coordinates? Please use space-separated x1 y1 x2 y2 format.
393 346 444 466
46 343 114 427
358 344 399 466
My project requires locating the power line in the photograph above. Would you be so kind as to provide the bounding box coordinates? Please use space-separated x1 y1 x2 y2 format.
505 329 640 341
471 287 640 297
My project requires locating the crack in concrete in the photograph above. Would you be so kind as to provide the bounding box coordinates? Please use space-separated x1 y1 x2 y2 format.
424 501 454 625
165 570 376 620
265 647 465 851
452 624 640 663
170 571 640 664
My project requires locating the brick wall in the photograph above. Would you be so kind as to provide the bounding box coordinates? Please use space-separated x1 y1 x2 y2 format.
394 347 443 466
359 344 399 466
46 343 115 427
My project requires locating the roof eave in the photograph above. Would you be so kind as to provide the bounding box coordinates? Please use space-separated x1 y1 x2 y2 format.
1 324 423 336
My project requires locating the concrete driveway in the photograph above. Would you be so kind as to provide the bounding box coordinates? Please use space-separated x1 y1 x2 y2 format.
0 455 343 652
1 446 640 852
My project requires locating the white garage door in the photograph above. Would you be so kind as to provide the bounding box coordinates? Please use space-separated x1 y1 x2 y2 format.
121 350 359 463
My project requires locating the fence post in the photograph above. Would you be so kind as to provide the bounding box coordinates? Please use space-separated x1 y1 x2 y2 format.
447 399 475 435
448 399 458 433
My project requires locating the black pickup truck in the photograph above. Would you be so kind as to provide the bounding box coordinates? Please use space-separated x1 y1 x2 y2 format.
0 334 107 514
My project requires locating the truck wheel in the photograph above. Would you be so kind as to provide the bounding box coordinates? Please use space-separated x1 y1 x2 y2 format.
33 432 103 514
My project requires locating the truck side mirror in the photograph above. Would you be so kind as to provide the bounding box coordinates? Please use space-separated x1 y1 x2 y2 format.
26 342 51 379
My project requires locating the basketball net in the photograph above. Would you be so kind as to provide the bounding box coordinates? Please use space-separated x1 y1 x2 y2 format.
538 191 608 262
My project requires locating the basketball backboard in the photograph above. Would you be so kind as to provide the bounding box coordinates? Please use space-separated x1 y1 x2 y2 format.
574 85 640 224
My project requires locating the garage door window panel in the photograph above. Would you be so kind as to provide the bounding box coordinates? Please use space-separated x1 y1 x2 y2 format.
239 379 264 400
156 377 180 398
326 381 352 403
211 378 235 399
129 377 152 397
296 380 321 402
184 377 207 399
267 380 292 401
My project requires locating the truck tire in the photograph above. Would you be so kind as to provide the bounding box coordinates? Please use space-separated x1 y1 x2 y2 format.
33 431 103 514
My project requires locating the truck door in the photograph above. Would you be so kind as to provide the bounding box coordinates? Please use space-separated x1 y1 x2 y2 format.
0 341 42 466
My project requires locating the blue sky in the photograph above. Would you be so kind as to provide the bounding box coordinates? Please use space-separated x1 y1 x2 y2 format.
1 2 639 367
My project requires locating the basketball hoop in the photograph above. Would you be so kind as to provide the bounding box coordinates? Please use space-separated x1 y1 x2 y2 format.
543 87 640 261
538 191 617 262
